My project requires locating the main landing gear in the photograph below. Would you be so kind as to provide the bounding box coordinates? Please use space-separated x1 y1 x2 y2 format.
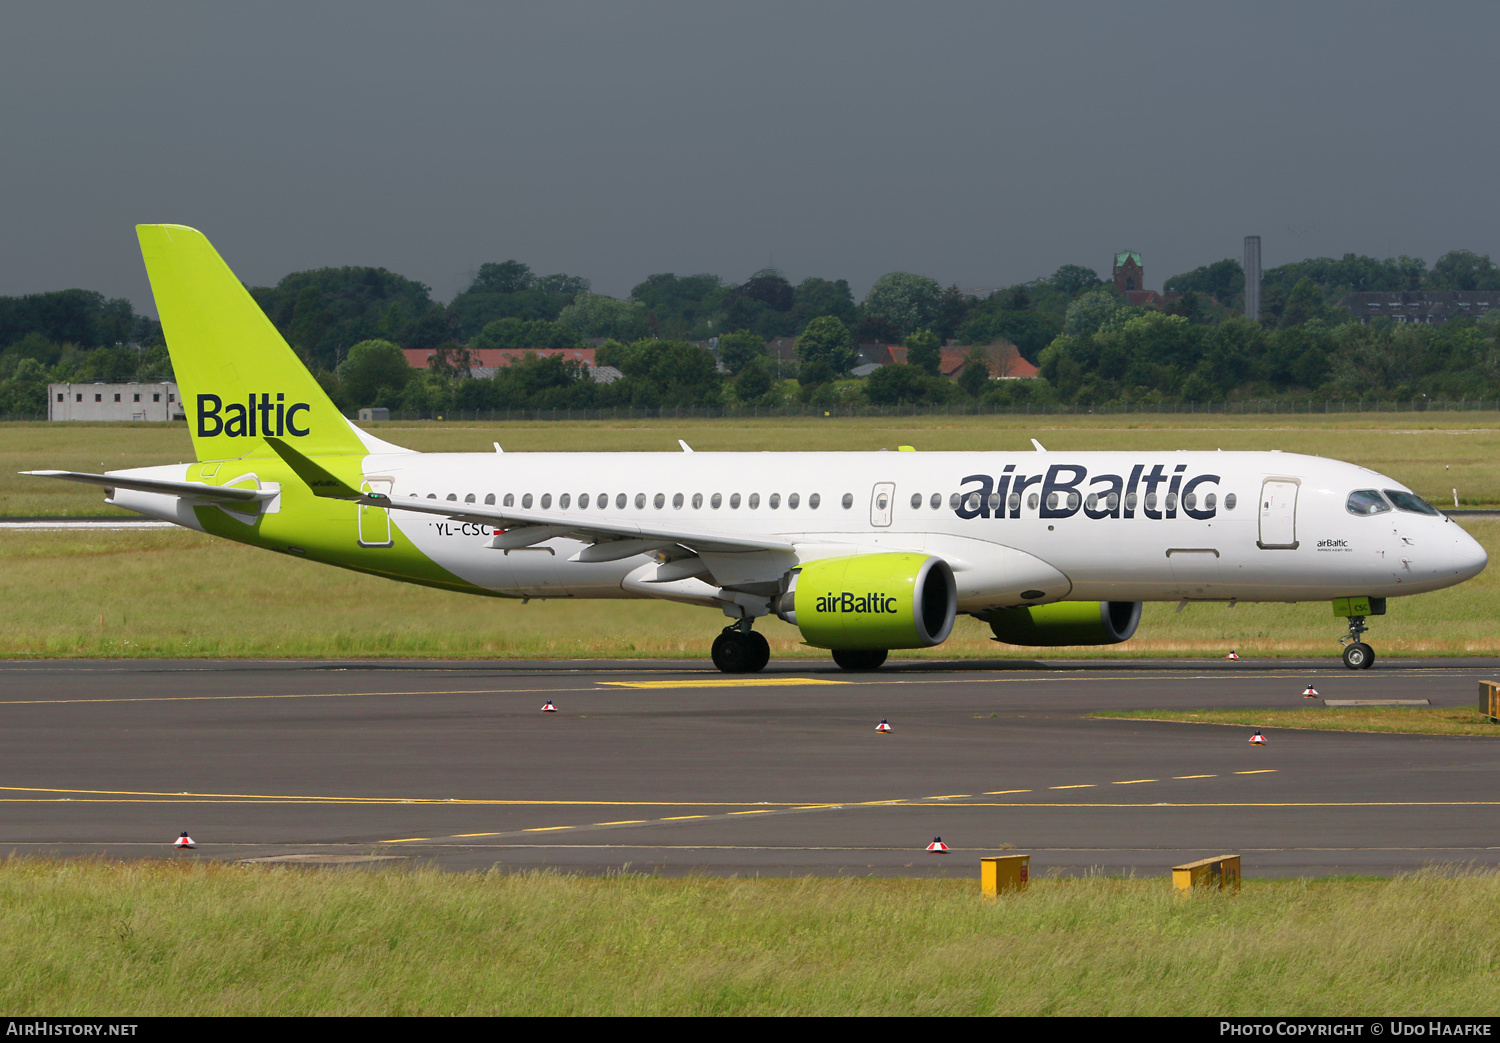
1340 615 1375 670
711 622 770 674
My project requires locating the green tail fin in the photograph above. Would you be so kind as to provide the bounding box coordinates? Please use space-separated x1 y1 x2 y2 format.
137 223 372 461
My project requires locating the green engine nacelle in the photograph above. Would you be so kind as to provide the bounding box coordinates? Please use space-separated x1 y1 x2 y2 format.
984 601 1142 646
777 553 957 650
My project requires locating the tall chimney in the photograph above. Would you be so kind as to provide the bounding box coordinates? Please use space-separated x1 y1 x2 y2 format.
1244 235 1262 321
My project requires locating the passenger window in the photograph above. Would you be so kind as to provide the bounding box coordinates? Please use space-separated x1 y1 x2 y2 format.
464 493 476 503
1067 491 1081 510
788 493 799 509
672 493 684 509
731 493 742 509
617 493 627 509
1045 492 1059 510
1027 493 1039 511
559 493 570 509
1182 493 1195 510
634 493 646 509
484 494 495 505
1204 493 1216 510
1164 493 1177 512
1107 493 1119 511
910 493 922 509
949 493 961 510
808 493 820 509
579 494 590 509
966 492 981 511
426 493 437 500
503 494 514 507
841 493 853 509
522 494 533 508
1347 490 1392 516
1144 493 1157 511
653 493 665 509
930 493 940 509
1086 494 1097 511
540 494 552 509
748 493 760 509
1007 492 1020 511
768 493 781 509
446 493 457 501
711 493 722 509
1125 492 1138 511
692 493 703 509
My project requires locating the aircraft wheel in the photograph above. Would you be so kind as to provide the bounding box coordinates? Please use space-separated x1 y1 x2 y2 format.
712 628 769 674
832 648 888 671
1342 642 1375 670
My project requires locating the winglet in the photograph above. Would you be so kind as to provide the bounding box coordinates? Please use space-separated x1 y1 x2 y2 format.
264 437 365 500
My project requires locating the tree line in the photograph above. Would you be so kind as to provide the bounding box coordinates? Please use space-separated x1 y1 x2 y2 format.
1 248 1498 417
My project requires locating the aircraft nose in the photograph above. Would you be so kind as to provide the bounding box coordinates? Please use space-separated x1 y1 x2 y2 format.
1447 524 1489 582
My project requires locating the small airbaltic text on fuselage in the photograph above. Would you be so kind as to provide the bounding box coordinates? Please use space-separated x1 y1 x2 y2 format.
956 463 1221 521
197 393 312 438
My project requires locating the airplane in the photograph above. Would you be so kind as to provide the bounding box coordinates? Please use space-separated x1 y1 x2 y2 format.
24 225 1490 673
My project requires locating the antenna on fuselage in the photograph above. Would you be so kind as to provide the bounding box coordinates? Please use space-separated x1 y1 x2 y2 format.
1030 438 1046 452
679 440 694 453
493 443 503 453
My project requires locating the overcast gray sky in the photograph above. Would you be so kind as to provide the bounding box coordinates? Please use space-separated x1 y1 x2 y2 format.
2 2 1496 313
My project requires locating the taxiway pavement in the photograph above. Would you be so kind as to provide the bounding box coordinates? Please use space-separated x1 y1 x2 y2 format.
1 657 1496 877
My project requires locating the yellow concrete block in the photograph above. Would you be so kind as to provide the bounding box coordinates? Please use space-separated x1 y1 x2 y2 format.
1172 854 1241 893
981 854 1030 896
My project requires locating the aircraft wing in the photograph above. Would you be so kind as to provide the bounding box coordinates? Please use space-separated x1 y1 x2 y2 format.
262 436 792 556
22 470 276 504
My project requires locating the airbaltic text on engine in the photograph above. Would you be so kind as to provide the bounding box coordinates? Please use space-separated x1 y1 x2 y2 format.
954 463 1219 519
815 592 900 614
197 393 311 438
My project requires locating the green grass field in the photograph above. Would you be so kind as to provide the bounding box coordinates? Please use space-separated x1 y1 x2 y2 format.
5 412 1500 515
2 415 1498 659
2 520 1498 658
1093 707 1500 737
3 860 1497 1015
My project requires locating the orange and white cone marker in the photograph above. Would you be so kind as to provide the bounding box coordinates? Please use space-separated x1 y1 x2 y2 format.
541 700 557 713
174 832 195 849
1249 730 1267 745
926 837 949 853
1302 685 1319 699
876 719 892 733
1225 651 1240 660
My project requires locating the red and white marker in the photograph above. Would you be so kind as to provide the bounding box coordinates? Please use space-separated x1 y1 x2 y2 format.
1302 686 1320 699
876 719 892 733
1225 651 1240 660
174 832 195 849
1249 731 1267 745
926 837 949 853
541 700 557 713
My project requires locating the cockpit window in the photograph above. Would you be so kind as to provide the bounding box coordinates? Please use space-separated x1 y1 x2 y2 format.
1384 489 1441 516
1346 489 1392 516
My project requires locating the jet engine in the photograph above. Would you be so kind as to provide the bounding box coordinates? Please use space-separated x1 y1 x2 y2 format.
776 553 957 650
983 601 1142 646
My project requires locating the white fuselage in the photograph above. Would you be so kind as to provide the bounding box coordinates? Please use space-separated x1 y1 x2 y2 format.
317 449 1485 610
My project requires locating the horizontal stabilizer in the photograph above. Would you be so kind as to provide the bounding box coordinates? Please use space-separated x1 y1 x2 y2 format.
263 437 363 500
22 470 275 503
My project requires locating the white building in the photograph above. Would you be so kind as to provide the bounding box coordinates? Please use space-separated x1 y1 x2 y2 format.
48 382 183 421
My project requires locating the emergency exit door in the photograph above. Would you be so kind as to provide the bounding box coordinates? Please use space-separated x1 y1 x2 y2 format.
870 482 895 527
358 479 393 547
1257 478 1300 550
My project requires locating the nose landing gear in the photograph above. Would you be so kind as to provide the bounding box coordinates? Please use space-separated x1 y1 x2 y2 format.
1339 615 1374 670
711 622 770 674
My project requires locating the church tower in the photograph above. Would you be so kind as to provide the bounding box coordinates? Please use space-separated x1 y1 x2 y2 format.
1113 251 1144 294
